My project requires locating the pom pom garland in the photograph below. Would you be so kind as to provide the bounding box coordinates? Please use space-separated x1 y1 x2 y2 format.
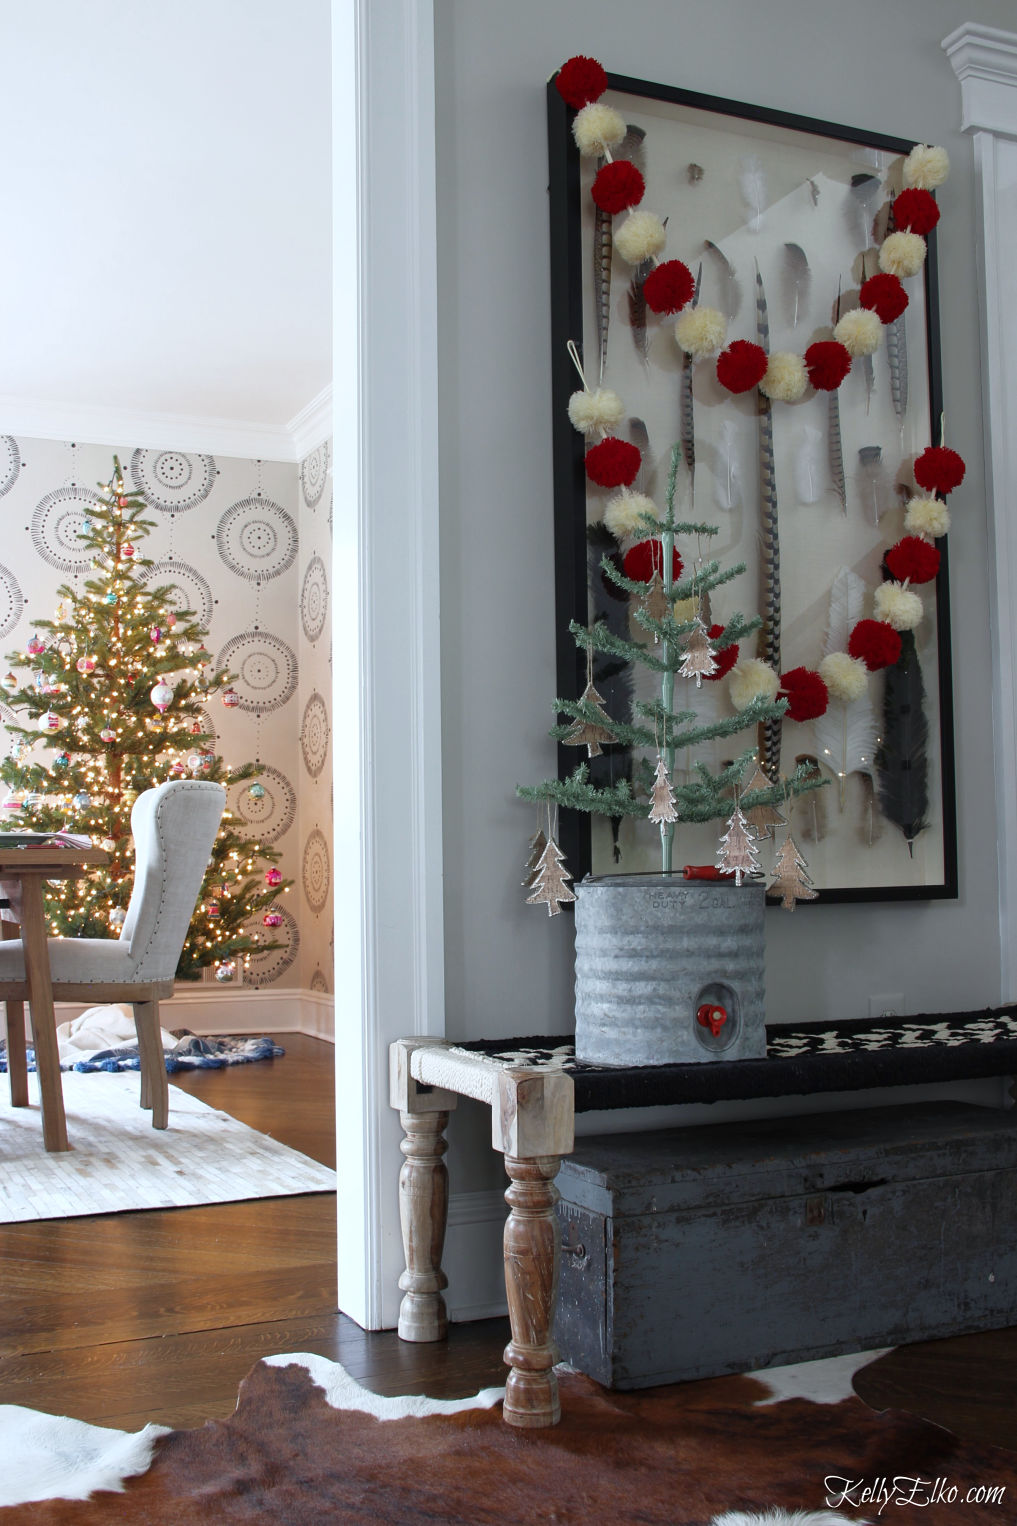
585 436 641 488
555 55 608 109
760 352 808 403
893 188 940 236
859 272 909 324
804 340 852 391
874 580 924 632
591 159 645 214
905 496 951 539
614 209 668 264
568 386 625 436
832 308 883 358
604 489 659 539
572 102 627 158
903 143 950 191
879 230 927 279
703 626 739 681
622 539 684 584
914 445 966 495
643 259 695 314
819 651 869 703
716 340 769 394
728 658 779 711
778 667 829 722
674 306 727 361
848 619 903 672
885 536 941 585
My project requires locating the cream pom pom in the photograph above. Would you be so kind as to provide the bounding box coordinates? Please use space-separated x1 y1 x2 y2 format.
568 387 625 436
603 489 659 539
728 658 779 712
874 580 924 631
903 143 950 190
674 306 727 360
615 210 667 265
572 102 627 157
672 596 699 624
879 231 927 279
833 308 883 358
905 495 951 539
819 651 869 704
759 351 808 403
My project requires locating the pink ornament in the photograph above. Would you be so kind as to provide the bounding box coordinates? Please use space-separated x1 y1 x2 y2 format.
122 543 135 558
150 681 174 713
76 655 97 674
2 796 23 812
26 636 45 656
221 687 240 708
207 901 221 918
167 613 177 628
263 911 283 928
169 760 185 778
39 711 60 732
265 867 282 887
150 626 162 644
100 725 116 743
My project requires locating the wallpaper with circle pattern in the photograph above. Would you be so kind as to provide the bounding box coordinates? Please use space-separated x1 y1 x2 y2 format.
0 436 333 990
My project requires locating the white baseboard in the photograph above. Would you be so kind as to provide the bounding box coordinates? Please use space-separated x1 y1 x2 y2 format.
445 1188 508 1322
49 987 335 1043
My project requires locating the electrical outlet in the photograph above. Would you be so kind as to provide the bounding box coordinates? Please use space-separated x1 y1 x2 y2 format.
868 993 905 1019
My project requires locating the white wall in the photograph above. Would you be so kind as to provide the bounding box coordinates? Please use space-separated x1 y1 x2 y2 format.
435 0 1010 1052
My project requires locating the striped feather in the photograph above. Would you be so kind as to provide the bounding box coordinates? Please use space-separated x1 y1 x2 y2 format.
755 264 781 778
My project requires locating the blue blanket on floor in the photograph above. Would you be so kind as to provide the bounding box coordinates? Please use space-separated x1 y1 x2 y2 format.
0 1033 285 1074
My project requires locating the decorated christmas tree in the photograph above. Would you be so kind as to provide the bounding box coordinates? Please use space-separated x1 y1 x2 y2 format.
0 458 289 979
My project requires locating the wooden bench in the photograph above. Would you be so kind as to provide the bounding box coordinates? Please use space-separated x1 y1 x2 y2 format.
390 1006 1017 1428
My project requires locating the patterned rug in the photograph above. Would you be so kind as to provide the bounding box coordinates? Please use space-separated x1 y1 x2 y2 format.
0 1072 336 1223
1 1349 1015 1522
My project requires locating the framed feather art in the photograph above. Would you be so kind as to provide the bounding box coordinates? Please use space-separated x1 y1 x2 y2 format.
547 62 957 902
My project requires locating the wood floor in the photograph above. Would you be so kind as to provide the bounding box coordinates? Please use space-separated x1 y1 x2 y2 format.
2 1031 1017 1451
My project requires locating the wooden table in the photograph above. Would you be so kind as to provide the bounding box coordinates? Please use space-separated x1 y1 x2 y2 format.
0 845 109 1152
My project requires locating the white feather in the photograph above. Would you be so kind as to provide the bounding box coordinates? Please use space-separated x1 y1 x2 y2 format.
738 154 767 233
792 426 824 505
812 694 879 782
714 418 741 511
823 566 867 656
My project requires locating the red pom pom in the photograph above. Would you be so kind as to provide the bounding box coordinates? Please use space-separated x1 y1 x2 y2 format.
554 55 608 109
643 259 695 315
591 159 645 214
703 625 739 681
893 188 940 236
885 536 941 585
585 436 641 488
716 340 768 394
804 341 852 391
848 619 902 672
778 667 829 722
622 539 684 584
914 445 966 495
859 272 909 324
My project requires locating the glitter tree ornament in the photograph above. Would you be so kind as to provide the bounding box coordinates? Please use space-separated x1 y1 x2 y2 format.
768 829 818 910
716 797 761 886
742 765 787 840
524 835 576 916
648 755 678 824
562 679 615 758
677 617 718 687
521 828 548 889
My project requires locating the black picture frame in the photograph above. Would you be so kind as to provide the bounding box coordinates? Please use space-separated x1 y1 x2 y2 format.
547 70 957 903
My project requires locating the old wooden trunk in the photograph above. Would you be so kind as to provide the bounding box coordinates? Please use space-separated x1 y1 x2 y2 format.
554 1101 1017 1389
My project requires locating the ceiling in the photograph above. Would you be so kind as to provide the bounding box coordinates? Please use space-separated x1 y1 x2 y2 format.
0 0 331 459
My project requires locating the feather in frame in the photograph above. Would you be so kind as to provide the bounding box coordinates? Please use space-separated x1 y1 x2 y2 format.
782 242 810 329
824 566 867 655
755 264 781 778
739 154 767 233
704 239 741 319
857 444 888 526
876 627 929 851
815 569 879 787
714 418 742 512
793 425 824 506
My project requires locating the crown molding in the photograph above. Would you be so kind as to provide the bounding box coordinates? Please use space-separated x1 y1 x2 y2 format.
287 385 333 460
944 24 1017 137
0 391 332 464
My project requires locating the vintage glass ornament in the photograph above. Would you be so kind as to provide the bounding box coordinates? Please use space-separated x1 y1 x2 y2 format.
78 519 92 535
200 752 215 770
221 687 240 708
27 635 45 656
109 907 127 928
249 782 266 799
72 790 91 810
169 760 185 778
53 752 70 769
76 655 97 674
39 711 60 732
150 681 174 713
207 900 221 918
100 725 116 743
150 625 162 644
104 592 117 605
100 837 116 852
264 866 282 887
2 796 23 812
263 910 283 928
2 672 16 691
215 962 236 983
190 720 202 735
122 543 135 558
187 753 204 771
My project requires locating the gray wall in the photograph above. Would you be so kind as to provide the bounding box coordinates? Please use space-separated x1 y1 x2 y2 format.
436 0 1008 1056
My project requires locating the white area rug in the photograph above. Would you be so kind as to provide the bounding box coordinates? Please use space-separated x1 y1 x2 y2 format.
0 1071 336 1223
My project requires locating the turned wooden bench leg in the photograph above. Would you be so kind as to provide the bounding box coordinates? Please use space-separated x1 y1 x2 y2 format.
397 1108 450 1340
502 1154 562 1427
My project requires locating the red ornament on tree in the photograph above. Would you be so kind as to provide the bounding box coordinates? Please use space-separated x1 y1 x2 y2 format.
885 536 941 584
585 436 641 488
622 540 684 583
591 160 645 214
914 445 965 495
643 259 695 315
848 619 902 671
703 627 739 681
893 188 940 236
778 667 829 722
265 867 283 887
804 341 852 391
263 910 283 928
207 901 221 919
716 340 768 394
221 687 240 709
554 54 608 109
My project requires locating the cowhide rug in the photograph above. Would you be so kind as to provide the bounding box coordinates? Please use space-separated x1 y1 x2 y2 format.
2 1350 1015 1524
